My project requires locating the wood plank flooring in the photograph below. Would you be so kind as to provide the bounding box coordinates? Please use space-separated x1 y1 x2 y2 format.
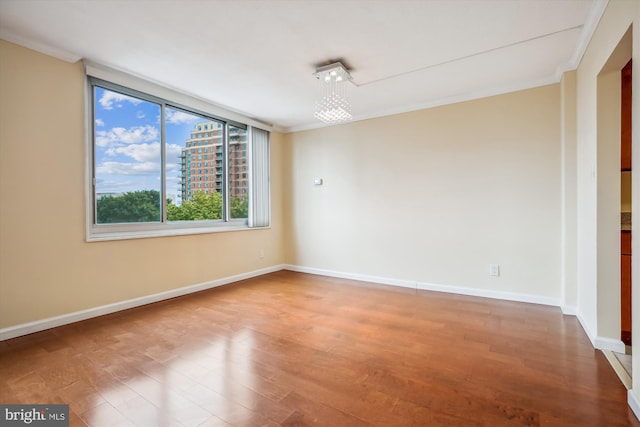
1 271 638 426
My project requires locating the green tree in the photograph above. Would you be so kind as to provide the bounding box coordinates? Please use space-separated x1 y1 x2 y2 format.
167 191 223 221
97 190 239 223
230 195 248 219
96 190 161 223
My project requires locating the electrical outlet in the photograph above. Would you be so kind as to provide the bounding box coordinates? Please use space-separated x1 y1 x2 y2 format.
259 248 265 259
489 264 500 277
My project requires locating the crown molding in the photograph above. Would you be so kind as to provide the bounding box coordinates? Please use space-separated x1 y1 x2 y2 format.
0 31 81 63
555 0 609 79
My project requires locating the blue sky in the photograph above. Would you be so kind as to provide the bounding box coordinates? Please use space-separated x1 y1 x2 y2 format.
94 87 204 203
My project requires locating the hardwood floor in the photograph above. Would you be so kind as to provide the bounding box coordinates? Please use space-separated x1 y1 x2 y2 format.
1 270 638 426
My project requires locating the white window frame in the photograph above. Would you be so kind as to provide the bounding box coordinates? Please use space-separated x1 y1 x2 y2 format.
84 62 271 242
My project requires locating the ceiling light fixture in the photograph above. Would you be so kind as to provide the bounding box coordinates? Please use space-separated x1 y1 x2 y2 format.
313 61 353 124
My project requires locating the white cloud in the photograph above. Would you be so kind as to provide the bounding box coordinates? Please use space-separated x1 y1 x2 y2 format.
166 163 180 173
95 129 185 184
105 142 160 162
99 91 143 110
96 161 160 176
95 118 105 127
103 142 182 164
96 178 138 190
96 125 158 147
166 109 200 125
166 143 182 158
136 111 145 119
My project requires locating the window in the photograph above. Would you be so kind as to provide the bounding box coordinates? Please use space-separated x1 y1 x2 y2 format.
88 74 270 241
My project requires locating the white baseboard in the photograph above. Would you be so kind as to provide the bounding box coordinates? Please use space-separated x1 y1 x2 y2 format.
594 336 627 353
0 263 599 352
416 281 559 307
284 264 417 289
561 305 577 315
284 264 559 307
0 264 286 341
576 311 596 346
576 311 627 352
630 389 640 422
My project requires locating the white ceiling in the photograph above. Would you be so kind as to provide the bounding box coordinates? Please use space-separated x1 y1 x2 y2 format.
0 0 607 132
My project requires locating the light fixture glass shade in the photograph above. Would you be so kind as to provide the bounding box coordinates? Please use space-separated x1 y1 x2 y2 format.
314 62 353 124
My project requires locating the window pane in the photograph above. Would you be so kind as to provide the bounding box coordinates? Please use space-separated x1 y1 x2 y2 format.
229 125 248 219
166 107 224 221
88 75 267 239
94 86 162 224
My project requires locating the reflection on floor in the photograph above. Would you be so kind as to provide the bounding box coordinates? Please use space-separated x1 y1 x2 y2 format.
2 271 638 426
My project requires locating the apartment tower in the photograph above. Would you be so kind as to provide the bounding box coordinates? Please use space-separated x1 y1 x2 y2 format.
179 121 248 203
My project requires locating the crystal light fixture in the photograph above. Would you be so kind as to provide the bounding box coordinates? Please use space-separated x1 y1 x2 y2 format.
313 62 353 124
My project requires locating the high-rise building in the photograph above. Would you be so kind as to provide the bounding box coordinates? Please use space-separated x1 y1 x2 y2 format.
179 121 248 203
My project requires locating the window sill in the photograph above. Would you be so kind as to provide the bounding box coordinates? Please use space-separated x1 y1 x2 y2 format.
87 220 267 242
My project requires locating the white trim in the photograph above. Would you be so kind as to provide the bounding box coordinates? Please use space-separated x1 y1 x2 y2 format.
629 390 640 422
561 305 577 315
602 349 632 389
87 221 258 242
0 265 285 341
416 281 559 307
283 264 417 290
555 0 609 78
283 264 559 307
577 311 627 352
577 311 597 346
594 336 627 353
0 32 81 63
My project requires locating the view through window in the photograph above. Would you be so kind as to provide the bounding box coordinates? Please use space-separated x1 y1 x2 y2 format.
92 81 249 228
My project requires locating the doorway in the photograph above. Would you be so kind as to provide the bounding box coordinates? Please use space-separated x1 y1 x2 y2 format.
621 58 632 348
597 25 633 389
616 58 633 384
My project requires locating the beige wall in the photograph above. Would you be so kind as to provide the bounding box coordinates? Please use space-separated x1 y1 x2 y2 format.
0 40 286 329
561 70 578 313
285 85 561 301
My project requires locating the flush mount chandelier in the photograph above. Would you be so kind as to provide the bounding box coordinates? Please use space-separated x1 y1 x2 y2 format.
313 61 354 124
